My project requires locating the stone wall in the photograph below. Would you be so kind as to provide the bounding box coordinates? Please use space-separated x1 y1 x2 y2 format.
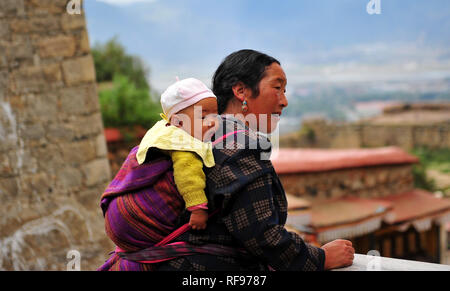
280 119 363 149
0 1 113 270
280 118 450 151
279 164 415 201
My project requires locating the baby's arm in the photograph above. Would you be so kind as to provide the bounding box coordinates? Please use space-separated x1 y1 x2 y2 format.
169 150 208 230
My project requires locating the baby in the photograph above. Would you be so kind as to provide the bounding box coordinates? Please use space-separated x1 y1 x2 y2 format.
136 78 218 230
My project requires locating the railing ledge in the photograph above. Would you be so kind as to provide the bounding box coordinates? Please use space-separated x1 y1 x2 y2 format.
332 254 450 271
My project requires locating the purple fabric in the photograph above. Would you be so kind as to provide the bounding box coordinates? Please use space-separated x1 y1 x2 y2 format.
100 146 174 215
98 146 186 271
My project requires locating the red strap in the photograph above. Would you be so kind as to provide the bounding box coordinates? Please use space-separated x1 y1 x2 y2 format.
155 209 220 247
211 130 246 146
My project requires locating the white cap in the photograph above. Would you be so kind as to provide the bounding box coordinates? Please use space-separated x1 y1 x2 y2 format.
161 78 216 121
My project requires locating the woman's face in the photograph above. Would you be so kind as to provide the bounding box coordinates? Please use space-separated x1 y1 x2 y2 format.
245 62 288 133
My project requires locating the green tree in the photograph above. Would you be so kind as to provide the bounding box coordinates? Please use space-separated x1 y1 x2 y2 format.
410 147 450 193
92 37 150 90
92 37 161 127
99 74 160 127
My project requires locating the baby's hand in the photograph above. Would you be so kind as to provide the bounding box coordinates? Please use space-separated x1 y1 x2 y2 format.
189 209 208 230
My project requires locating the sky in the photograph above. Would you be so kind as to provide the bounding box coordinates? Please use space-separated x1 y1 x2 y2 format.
84 0 450 92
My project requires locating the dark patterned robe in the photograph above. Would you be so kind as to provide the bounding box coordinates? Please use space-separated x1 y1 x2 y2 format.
154 116 325 271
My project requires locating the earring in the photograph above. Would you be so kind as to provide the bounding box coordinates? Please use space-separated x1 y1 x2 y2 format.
242 100 248 113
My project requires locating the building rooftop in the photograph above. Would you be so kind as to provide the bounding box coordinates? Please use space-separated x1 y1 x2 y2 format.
286 189 450 243
381 189 450 231
287 195 392 243
272 147 418 174
104 128 123 143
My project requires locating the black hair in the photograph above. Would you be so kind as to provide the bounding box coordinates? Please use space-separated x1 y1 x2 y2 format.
212 49 280 114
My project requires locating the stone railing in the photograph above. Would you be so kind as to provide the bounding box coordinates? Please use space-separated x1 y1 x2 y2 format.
333 254 450 271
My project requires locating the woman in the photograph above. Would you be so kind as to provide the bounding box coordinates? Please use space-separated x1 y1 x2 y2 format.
151 49 355 271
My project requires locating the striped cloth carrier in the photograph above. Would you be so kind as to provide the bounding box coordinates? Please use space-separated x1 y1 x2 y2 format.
98 130 246 271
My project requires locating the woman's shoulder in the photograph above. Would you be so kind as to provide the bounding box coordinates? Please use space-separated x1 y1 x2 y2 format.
205 116 278 211
211 115 272 164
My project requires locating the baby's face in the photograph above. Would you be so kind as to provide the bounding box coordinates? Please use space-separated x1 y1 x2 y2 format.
170 97 219 141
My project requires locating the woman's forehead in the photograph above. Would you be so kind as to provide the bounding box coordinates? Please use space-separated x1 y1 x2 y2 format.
264 63 287 83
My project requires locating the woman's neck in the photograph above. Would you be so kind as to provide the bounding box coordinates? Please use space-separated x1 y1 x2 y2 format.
222 98 240 114
222 98 265 132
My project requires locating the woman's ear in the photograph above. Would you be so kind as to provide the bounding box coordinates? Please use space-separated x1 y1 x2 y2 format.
231 82 247 102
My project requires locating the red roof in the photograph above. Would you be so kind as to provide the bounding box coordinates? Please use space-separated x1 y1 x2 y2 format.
271 146 418 174
287 196 393 242
309 197 392 229
104 128 123 143
286 189 450 243
379 189 450 224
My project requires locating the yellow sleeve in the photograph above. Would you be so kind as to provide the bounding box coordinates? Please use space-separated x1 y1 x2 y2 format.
169 150 208 209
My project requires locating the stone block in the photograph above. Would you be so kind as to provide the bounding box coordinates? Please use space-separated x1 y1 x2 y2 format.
18 172 52 199
61 14 86 31
79 30 90 53
58 83 100 116
62 55 96 86
60 140 97 164
1 39 34 64
363 173 377 188
34 144 65 173
0 0 25 17
0 20 10 39
11 66 46 94
27 0 67 15
376 169 389 184
95 134 108 157
0 154 13 177
75 187 104 211
11 42 34 63
56 166 83 190
0 54 7 69
0 70 8 99
82 158 111 187
46 122 76 143
38 35 76 59
42 63 62 83
0 177 19 200
73 113 104 138
20 92 59 123
10 16 60 33
19 122 46 141
0 139 17 153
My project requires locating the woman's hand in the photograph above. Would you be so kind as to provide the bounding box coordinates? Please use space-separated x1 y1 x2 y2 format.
321 239 355 270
